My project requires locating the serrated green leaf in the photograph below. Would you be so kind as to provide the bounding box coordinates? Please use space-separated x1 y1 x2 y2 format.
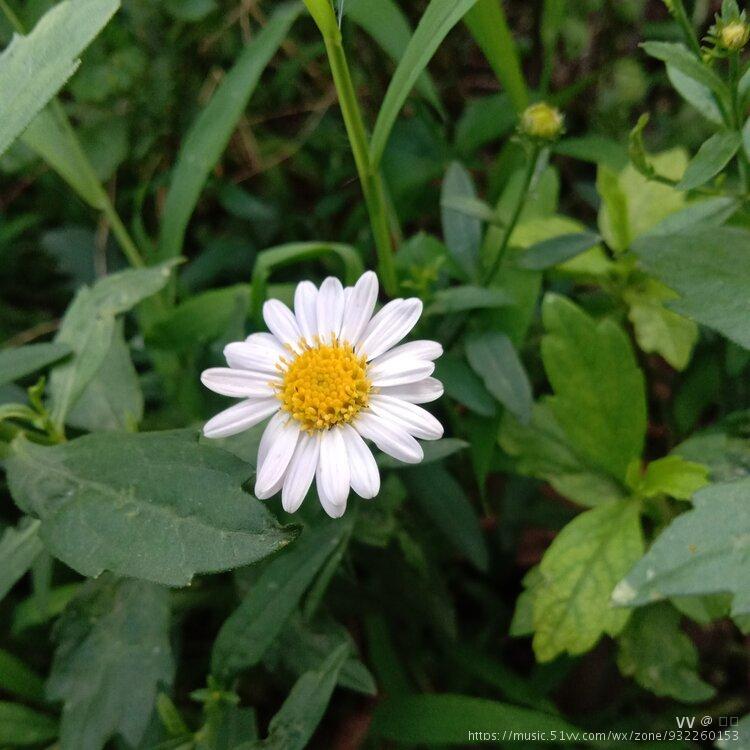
47 575 173 750
541 294 647 481
676 131 741 191
533 500 644 661
614 479 750 617
6 431 296 587
617 603 715 703
0 701 58 745
0 0 119 157
0 342 70 386
0 518 43 604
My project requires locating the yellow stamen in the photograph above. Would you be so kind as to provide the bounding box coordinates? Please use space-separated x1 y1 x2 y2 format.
276 338 371 432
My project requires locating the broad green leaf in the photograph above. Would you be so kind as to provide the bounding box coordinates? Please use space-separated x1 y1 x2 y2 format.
47 575 173 750
617 603 715 703
541 294 647 481
463 0 528 113
0 518 43 604
499 404 627 508
466 332 532 424
553 135 628 170
404 464 489 573
440 162 482 279
0 702 58 746
597 150 687 252
455 93 516 155
624 278 698 370
345 0 442 111
667 65 723 124
0 341 70 386
436 354 496 417
614 479 750 617
66 323 143 432
157 3 301 261
633 455 709 500
370 694 579 744
632 227 750 350
239 643 349 750
533 500 644 661
6 431 296 586
369 0 481 166
515 231 601 271
676 131 741 191
211 520 349 680
0 649 45 702
0 0 119 157
377 438 468 468
644 196 738 236
147 285 250 351
48 261 176 427
425 285 512 316
675 418 750 483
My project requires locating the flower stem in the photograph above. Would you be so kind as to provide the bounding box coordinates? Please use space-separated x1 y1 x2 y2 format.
729 52 750 194
666 0 703 57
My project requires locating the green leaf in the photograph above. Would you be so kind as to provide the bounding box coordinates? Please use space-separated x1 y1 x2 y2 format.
499 404 627 508
455 93 516 155
370 694 579 744
13 583 81 635
239 643 349 750
613 479 750 617
369 0 481 166
440 162 482 279
66 322 143 432
0 649 46 702
48 261 176 427
510 567 541 637
47 575 173 750
515 231 601 270
532 500 644 661
0 702 58 746
553 135 628 170
0 0 119 157
0 518 43 604
403 464 489 573
717 714 750 749
466 332 532 424
541 294 647 481
617 603 715 703
157 3 301 261
211 520 350 680
0 341 70 386
6 431 296 587
667 65 723 124
624 278 699 371
425 285 512 316
147 285 250 351
676 131 741 191
634 455 709 500
632 227 750 350
644 196 739 236
675 418 750 483
435 354 496 417
345 0 442 111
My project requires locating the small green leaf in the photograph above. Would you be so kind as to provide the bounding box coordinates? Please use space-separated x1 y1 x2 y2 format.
533 500 644 661
617 603 715 703
425 285 512 315
466 332 532 424
667 65 723 124
47 575 173 750
435 355 496 417
515 231 601 270
6 431 296 587
0 342 70 386
0 702 58 746
440 162 482 279
211 520 350 680
614 479 750 617
634 455 709 500
0 649 46 702
0 518 43 604
676 131 741 191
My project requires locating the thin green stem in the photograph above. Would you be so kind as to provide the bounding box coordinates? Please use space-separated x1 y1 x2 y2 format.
667 0 703 58
729 53 750 194
482 144 542 285
0 0 22 32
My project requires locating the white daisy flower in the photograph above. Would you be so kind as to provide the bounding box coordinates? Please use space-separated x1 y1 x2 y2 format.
201 271 444 518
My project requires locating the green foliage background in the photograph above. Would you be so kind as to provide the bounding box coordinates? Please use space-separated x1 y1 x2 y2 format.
1 0 750 747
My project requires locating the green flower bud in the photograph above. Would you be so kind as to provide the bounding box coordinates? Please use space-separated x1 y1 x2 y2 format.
720 20 750 49
519 102 564 141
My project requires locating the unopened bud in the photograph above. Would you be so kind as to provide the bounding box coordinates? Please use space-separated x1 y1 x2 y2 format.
720 20 750 50
519 102 564 141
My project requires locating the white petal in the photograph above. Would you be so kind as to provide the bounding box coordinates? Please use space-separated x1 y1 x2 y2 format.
341 424 380 499
315 427 350 509
255 420 300 499
294 281 318 346
369 395 443 440
354 411 423 464
316 277 345 344
203 398 279 439
263 299 302 351
318 489 347 519
225 334 285 374
281 433 320 513
357 298 423 360
378 377 444 404
257 410 287 468
368 356 435 387
371 339 443 366
201 368 277 398
339 271 378 346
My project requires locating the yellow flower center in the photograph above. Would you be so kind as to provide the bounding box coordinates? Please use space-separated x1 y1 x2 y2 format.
276 340 371 432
